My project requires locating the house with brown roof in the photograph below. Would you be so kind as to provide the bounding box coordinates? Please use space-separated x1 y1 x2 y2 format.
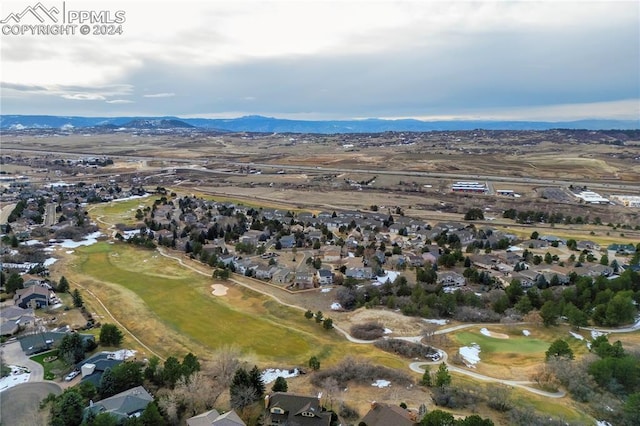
264 392 331 426
360 402 419 426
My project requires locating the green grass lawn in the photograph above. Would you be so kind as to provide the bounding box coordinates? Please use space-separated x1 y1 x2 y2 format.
75 242 350 364
454 331 550 355
30 350 68 380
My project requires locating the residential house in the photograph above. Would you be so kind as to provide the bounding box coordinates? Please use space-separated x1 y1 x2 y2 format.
279 235 296 249
520 239 548 249
272 268 293 285
264 392 332 426
573 264 614 278
78 352 124 387
316 269 333 285
437 271 466 287
294 272 314 289
539 235 567 245
255 265 277 280
511 270 539 288
19 331 95 355
14 285 51 309
360 402 419 426
83 386 153 422
577 240 600 251
0 306 35 336
345 267 373 280
608 244 636 255
406 254 425 267
321 246 342 262
187 409 246 426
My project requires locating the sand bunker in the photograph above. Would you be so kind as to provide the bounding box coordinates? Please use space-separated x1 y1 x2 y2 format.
480 327 509 339
211 284 229 296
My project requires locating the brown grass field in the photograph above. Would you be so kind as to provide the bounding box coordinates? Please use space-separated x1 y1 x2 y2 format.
4 130 640 425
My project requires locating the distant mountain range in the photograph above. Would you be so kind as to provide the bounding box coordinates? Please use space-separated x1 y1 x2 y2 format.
0 114 637 133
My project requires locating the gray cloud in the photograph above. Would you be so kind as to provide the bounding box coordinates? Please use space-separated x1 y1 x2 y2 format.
1 1 638 120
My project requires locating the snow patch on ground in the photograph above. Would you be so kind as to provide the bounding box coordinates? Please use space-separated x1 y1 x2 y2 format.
459 344 481 368
371 379 391 388
331 302 342 310
591 330 608 339
596 421 612 426
57 231 103 248
65 250 74 254
423 319 448 325
569 331 584 340
110 194 151 202
43 257 58 267
480 328 491 337
522 329 531 336
374 271 399 285
384 328 393 334
0 366 31 392
320 288 332 293
261 368 299 384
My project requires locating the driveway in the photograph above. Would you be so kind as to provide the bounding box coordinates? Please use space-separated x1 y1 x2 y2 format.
1 340 44 382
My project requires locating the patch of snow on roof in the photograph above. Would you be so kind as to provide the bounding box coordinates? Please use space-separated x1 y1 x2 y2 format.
109 349 136 360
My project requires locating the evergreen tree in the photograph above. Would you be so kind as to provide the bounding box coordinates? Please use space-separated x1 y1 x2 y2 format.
162 356 182 388
435 362 451 387
421 366 432 386
249 365 266 398
58 276 70 293
49 388 85 426
99 367 117 399
272 376 288 392
309 356 320 371
72 289 84 308
182 352 201 379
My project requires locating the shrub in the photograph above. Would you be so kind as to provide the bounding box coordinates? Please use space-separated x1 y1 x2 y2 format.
310 357 413 388
373 339 438 359
349 322 385 340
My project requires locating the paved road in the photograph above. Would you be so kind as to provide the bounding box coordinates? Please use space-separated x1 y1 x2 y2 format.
1 340 44 382
0 382 62 426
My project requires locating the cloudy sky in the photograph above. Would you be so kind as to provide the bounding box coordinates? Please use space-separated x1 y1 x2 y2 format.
1 0 639 121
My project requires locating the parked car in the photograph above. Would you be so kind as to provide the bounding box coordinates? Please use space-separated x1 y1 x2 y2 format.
64 370 80 381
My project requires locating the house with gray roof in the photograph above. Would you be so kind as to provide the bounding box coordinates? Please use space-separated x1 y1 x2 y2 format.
0 306 35 336
187 409 246 426
84 386 153 422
